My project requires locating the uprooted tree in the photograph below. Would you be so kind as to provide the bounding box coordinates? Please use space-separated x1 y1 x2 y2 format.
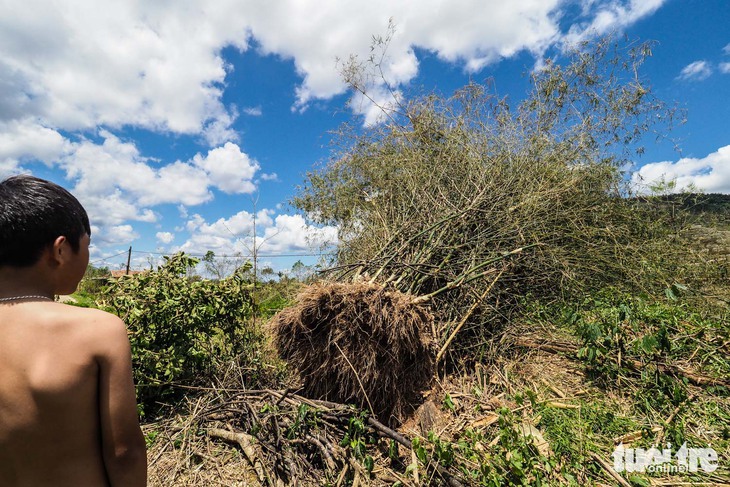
272 36 689 423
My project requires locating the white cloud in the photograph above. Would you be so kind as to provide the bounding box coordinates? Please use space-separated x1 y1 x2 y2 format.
243 106 263 116
252 1 566 109
677 60 712 81
720 62 730 74
3 130 263 248
92 224 139 246
0 120 67 167
62 131 212 210
0 0 667 137
260 214 338 254
0 1 247 141
723 43 730 55
185 209 274 241
633 145 730 194
156 232 175 244
80 191 157 227
564 0 665 44
192 142 259 194
256 0 666 116
56 131 260 221
260 172 279 182
185 214 206 233
179 210 337 256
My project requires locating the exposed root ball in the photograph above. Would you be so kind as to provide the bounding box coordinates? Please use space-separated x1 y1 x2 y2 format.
271 281 435 424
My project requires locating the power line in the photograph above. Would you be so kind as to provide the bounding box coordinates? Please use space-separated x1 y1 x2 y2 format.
129 249 335 259
89 250 129 265
89 248 336 271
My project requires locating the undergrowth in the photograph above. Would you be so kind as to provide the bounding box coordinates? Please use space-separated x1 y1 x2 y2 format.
100 253 275 417
135 279 729 487
356 286 729 486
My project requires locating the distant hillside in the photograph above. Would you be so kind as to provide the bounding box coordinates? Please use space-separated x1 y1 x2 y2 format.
632 193 730 228
659 193 730 219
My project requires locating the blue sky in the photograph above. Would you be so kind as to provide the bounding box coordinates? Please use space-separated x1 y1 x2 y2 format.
1 0 728 273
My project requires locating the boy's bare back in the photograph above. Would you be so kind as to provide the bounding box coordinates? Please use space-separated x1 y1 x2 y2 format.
0 175 146 486
0 301 146 486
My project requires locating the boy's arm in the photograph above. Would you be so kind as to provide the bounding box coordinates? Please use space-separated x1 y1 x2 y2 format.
97 315 147 487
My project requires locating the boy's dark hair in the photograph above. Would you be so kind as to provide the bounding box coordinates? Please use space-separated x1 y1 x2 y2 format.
0 175 91 267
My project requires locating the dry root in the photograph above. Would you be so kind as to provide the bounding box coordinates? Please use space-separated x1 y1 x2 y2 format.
271 281 435 424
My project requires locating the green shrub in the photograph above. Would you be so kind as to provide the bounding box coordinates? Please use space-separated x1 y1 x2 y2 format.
572 290 730 384
101 253 260 416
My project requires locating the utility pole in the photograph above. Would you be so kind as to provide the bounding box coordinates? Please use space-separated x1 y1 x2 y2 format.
252 198 257 291
251 197 258 328
126 246 132 275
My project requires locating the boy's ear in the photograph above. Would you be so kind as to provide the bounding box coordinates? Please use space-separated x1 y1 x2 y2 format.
50 235 70 265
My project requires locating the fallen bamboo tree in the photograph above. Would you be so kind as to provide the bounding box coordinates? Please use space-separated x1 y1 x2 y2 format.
270 244 529 425
293 39 691 380
272 43 693 431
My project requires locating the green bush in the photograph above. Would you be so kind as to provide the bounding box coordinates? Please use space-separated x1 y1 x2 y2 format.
101 253 260 416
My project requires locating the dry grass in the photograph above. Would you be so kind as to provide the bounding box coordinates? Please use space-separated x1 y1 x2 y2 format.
145 395 260 487
145 387 465 487
144 322 730 486
270 281 435 424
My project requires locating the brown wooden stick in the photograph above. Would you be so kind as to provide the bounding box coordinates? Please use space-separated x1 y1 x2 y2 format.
208 427 270 485
513 337 579 354
335 463 350 487
366 417 464 487
589 452 631 487
305 434 337 470
656 393 696 446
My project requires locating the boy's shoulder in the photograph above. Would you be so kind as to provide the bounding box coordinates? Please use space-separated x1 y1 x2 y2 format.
47 303 123 328
60 304 123 324
30 303 131 356
0 302 131 361
57 305 129 344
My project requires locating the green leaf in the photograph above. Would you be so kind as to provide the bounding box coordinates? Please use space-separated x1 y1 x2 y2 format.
629 474 650 487
388 439 398 460
443 393 456 411
363 455 374 474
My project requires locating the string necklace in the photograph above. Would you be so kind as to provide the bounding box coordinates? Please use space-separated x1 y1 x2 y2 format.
0 295 53 303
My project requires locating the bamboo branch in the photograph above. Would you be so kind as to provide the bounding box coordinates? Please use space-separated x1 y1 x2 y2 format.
436 269 504 362
514 337 730 387
366 417 465 487
370 209 469 283
413 246 530 304
589 452 631 487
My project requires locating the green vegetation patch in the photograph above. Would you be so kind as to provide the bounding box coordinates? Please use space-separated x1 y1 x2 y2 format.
101 253 267 416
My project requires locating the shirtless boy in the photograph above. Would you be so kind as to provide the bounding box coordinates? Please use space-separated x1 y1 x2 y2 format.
0 175 147 486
